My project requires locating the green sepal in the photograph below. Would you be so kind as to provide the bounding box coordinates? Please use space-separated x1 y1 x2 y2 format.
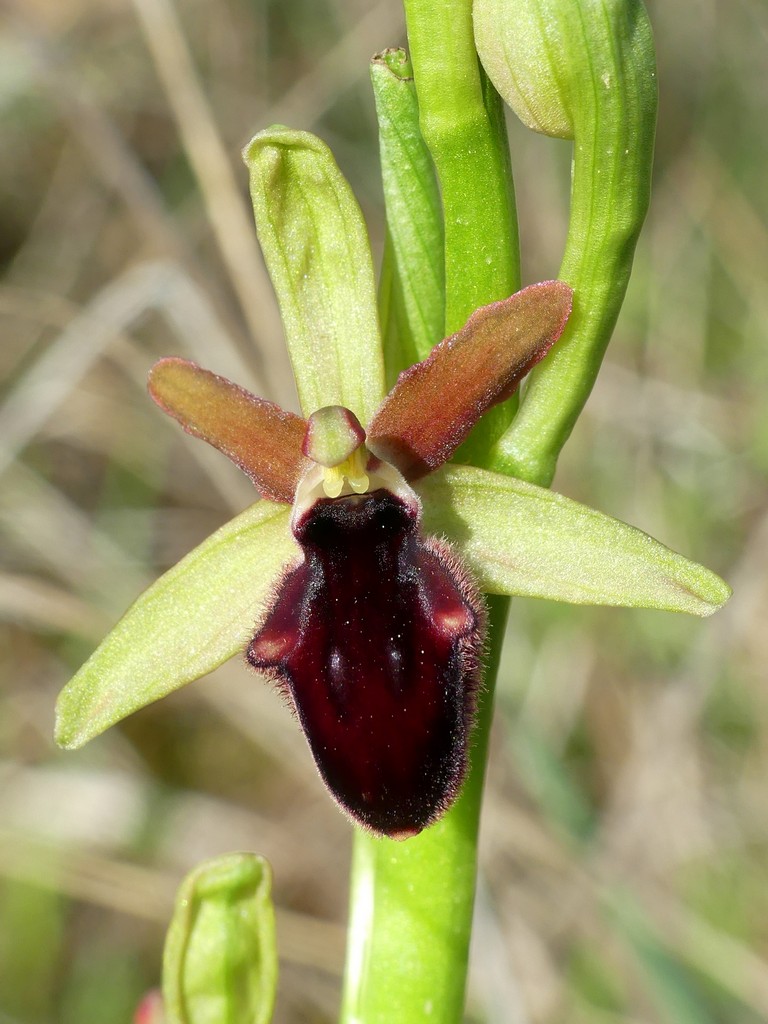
243 126 386 425
55 501 296 749
371 49 445 379
419 465 730 615
163 853 278 1024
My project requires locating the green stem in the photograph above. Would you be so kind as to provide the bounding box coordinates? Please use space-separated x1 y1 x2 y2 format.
403 0 521 461
340 3 520 1021
339 597 508 1024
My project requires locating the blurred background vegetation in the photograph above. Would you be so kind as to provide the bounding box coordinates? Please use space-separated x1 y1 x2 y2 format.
0 0 765 1021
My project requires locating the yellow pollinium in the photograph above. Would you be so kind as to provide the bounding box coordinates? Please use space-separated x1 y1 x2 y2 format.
322 446 370 498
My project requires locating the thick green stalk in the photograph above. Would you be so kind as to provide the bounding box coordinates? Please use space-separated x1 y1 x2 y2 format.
340 2 519 1021
404 0 521 460
339 598 508 1024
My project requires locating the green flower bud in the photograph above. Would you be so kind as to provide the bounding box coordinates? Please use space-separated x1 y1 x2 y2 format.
163 854 278 1024
474 0 576 139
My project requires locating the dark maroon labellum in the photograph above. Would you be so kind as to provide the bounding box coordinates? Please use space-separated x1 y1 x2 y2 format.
247 489 484 838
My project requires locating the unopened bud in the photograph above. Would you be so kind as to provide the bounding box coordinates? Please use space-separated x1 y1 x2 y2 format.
473 0 576 138
163 853 277 1024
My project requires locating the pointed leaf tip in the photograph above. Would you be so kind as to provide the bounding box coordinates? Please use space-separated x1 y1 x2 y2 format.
368 281 572 478
148 357 308 504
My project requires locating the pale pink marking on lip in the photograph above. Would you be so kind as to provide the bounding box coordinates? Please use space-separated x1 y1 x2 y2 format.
389 826 423 841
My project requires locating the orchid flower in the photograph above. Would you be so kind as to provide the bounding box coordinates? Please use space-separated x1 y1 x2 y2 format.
55 127 729 839
144 280 568 839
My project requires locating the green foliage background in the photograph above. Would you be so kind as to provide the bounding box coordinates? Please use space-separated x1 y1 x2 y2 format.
0 0 765 1021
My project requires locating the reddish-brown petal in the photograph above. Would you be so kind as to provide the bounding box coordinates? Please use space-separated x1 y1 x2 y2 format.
148 357 309 504
367 281 573 478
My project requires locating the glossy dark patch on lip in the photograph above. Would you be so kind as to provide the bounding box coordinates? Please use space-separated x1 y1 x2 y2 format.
247 489 484 837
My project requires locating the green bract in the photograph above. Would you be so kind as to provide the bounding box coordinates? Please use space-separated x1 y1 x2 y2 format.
55 126 729 754
371 48 445 379
163 853 278 1024
475 0 658 484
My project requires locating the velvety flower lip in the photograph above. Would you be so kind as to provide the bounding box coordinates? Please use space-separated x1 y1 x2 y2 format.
247 484 485 837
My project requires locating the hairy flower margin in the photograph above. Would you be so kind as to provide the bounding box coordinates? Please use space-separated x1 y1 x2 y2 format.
55 127 730 837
